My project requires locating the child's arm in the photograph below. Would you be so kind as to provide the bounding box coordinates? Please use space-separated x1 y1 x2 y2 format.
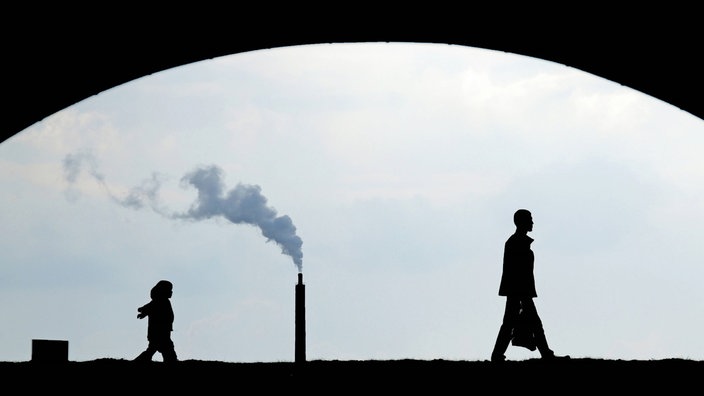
137 301 152 319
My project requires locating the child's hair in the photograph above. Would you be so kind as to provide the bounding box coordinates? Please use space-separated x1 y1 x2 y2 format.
150 280 173 299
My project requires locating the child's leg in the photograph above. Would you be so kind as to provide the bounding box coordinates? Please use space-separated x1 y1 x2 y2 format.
161 339 178 363
134 344 157 361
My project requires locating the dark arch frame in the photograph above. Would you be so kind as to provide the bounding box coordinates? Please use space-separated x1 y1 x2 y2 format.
4 11 702 142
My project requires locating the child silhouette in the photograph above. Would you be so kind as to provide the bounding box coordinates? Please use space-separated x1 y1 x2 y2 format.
134 280 178 363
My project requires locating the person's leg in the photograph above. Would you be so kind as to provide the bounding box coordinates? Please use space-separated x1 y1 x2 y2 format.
161 338 178 363
151 334 178 363
520 298 554 358
491 297 520 361
134 343 157 362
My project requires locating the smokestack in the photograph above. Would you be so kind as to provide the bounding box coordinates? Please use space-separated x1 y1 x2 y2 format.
295 272 306 364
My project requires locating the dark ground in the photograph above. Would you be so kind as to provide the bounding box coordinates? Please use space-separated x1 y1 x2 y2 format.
2 358 700 392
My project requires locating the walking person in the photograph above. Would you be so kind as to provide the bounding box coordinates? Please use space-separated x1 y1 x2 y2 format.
491 209 568 362
134 280 178 363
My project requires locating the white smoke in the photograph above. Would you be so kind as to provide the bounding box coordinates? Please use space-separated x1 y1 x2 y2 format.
173 165 303 271
62 151 167 213
62 152 303 271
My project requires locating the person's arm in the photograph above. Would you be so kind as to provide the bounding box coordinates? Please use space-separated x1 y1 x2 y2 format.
137 301 152 319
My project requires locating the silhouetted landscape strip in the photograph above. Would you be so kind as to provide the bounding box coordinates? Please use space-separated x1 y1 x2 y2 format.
2 358 700 392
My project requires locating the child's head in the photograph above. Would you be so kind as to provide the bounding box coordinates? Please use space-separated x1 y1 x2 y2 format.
150 280 173 299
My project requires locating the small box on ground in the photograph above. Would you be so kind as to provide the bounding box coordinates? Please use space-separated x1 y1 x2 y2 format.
31 339 69 362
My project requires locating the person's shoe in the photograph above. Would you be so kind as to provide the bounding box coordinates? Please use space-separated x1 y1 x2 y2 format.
542 353 570 361
491 353 506 363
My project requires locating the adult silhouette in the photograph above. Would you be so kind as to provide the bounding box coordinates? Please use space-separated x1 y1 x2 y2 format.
491 209 568 362
134 280 178 363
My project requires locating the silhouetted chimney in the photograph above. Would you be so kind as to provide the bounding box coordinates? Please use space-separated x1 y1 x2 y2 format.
295 272 306 364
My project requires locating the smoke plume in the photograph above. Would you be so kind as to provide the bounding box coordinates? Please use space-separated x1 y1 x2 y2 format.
173 165 303 271
63 151 167 213
62 152 303 271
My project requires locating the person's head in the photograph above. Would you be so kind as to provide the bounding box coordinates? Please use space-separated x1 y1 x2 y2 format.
151 280 173 299
513 209 533 232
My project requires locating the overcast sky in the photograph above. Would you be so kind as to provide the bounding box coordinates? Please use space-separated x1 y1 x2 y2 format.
1 42 703 363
